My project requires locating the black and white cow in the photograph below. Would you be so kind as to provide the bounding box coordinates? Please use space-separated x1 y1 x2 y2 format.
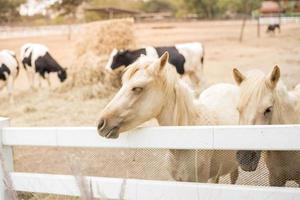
0 49 19 102
106 42 204 87
20 43 67 88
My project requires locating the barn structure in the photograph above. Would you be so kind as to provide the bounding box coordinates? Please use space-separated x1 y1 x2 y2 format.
84 7 141 19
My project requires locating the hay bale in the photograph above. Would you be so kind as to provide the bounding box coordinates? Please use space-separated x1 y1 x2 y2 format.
75 18 136 57
58 18 137 99
58 52 122 99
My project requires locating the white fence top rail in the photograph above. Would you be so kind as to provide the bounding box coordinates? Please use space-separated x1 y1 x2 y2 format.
2 125 300 150
11 172 300 200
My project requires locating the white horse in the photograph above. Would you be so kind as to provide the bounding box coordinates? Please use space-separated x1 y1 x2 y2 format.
97 52 240 183
233 66 300 186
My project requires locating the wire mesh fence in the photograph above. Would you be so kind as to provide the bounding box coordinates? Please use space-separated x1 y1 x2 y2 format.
14 147 299 194
2 125 298 199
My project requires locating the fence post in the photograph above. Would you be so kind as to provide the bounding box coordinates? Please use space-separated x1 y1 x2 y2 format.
0 117 15 200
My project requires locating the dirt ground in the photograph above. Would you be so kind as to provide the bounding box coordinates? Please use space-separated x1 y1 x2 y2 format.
0 20 300 199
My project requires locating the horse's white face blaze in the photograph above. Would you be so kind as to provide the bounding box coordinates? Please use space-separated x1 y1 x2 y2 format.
98 52 169 138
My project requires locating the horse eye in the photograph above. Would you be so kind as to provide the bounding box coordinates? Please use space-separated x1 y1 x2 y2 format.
264 106 273 116
132 87 143 93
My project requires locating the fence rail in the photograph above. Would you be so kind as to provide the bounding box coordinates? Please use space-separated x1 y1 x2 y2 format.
0 25 81 39
2 125 300 150
0 117 300 199
11 172 300 200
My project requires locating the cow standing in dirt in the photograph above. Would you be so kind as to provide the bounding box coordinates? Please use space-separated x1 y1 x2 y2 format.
0 50 19 102
21 43 67 89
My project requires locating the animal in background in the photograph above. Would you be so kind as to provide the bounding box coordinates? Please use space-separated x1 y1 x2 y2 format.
266 24 280 35
106 42 205 88
20 43 67 89
233 66 300 187
0 49 19 102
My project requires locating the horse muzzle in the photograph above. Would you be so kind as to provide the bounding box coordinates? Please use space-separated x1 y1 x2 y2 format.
236 150 261 172
97 118 120 139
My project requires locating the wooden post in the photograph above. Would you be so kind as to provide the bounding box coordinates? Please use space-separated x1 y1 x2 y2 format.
0 117 16 200
278 13 281 33
109 10 114 19
257 16 260 37
68 24 72 41
239 16 247 42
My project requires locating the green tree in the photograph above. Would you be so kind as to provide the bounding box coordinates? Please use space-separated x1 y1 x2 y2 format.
234 0 261 42
52 0 87 19
174 0 261 18
195 0 220 18
89 0 143 10
0 0 25 24
142 0 175 13
175 0 222 18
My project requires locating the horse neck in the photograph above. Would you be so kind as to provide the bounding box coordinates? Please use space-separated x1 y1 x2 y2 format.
272 83 299 124
156 80 199 126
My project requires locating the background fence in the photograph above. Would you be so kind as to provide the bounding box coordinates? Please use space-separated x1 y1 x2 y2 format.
0 117 300 199
1 17 300 39
0 25 81 39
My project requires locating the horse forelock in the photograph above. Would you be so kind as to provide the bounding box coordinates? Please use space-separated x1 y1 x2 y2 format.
122 56 178 89
121 56 153 82
238 70 268 110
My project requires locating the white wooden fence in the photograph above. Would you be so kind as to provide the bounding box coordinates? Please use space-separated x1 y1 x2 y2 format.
0 117 300 200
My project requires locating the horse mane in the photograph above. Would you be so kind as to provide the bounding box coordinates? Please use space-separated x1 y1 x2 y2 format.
163 66 218 125
273 82 299 123
122 55 215 125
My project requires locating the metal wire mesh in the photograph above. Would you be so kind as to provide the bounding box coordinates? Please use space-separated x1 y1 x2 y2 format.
14 147 300 189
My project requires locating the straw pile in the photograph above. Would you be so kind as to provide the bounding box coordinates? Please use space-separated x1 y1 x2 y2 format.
59 18 137 99
58 51 122 99
75 18 136 57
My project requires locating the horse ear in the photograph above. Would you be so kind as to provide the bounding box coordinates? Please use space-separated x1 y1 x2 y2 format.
159 51 169 71
159 52 169 69
267 65 280 89
233 68 245 85
150 52 169 74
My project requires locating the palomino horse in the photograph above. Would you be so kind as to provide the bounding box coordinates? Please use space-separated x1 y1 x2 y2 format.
233 66 300 186
97 52 240 183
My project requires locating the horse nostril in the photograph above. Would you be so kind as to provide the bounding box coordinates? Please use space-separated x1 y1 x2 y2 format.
97 119 106 131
